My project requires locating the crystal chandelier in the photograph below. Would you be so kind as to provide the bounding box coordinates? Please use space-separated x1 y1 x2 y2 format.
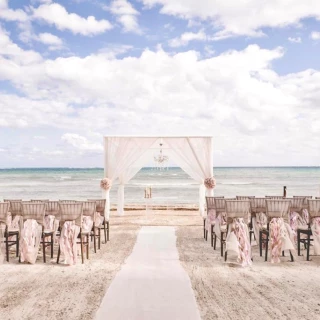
154 142 169 170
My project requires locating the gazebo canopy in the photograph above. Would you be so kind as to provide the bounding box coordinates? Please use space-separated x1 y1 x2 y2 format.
103 136 214 218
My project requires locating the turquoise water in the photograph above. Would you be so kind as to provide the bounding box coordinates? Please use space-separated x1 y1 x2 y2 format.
0 167 319 205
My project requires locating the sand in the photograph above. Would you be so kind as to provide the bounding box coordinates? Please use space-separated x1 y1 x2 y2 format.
1 210 320 320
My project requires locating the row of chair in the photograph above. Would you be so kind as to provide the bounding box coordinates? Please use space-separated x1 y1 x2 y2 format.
204 196 320 263
0 199 109 264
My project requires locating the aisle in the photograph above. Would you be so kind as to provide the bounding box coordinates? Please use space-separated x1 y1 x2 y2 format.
95 226 201 320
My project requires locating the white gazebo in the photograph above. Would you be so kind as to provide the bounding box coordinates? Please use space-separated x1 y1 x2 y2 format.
103 136 214 219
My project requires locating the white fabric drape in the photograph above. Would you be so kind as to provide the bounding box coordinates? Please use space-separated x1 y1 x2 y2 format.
104 137 158 218
164 137 213 216
104 136 214 216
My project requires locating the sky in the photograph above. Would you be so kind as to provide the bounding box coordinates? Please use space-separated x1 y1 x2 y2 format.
0 0 319 168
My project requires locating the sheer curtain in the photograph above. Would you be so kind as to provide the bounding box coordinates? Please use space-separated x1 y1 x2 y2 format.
104 137 158 218
164 137 213 216
104 136 213 217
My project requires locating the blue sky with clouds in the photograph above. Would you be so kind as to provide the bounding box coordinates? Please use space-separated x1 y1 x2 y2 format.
0 0 319 167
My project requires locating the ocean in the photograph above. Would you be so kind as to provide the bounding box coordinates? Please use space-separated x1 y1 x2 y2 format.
0 167 319 205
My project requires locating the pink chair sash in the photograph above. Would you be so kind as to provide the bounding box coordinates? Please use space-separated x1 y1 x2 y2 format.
226 218 252 267
205 209 216 231
252 212 267 245
20 219 42 264
269 218 295 263
59 221 80 265
311 217 320 255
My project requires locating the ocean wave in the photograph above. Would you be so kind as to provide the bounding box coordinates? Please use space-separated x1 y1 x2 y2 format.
55 176 72 180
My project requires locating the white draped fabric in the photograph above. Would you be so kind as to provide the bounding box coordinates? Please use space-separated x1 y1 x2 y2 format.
103 136 214 217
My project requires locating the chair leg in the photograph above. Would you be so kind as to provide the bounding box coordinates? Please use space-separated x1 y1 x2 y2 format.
16 233 19 257
205 230 208 241
80 234 84 264
57 245 61 264
307 232 311 261
5 229 9 262
259 231 262 257
225 250 227 262
42 233 46 263
214 234 217 250
86 235 89 260
103 221 107 243
107 221 109 241
51 234 54 259
203 219 206 238
297 230 301 256
282 251 285 257
211 225 214 247
93 228 97 253
290 250 294 262
98 227 101 250
265 233 269 262
220 232 224 257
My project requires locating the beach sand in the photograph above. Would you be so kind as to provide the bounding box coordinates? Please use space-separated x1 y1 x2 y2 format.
1 210 320 320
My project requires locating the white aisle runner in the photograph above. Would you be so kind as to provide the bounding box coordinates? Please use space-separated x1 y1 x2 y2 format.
95 226 201 320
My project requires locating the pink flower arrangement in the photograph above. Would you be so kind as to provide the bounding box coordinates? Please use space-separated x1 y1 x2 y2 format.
100 178 112 191
204 177 216 189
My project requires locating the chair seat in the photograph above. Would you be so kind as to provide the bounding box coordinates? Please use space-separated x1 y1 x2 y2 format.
221 225 227 232
8 228 19 233
44 229 54 234
297 226 309 231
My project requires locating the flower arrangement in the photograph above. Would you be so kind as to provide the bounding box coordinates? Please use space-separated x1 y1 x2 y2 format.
204 177 216 189
100 178 112 191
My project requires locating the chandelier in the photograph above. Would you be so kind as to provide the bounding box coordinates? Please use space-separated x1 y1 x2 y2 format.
154 142 169 170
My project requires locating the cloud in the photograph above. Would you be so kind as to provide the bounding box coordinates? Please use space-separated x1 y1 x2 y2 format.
288 36 301 43
36 32 64 50
109 0 141 33
0 0 28 22
0 28 319 165
169 30 207 47
310 31 320 40
32 3 113 36
61 133 103 152
140 0 320 39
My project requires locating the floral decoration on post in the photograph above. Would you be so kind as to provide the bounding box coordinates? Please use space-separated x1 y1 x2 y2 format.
204 177 216 189
100 178 112 191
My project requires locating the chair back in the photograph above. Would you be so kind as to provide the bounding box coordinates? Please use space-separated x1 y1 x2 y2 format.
46 201 60 218
289 198 304 212
206 196 224 210
265 196 285 199
21 202 46 225
0 202 10 225
266 199 291 219
315 197 320 200
250 197 266 215
82 201 96 217
88 199 106 216
31 199 49 203
307 200 320 219
214 198 226 213
4 199 22 202
225 200 250 221
59 203 83 227
59 200 78 203
236 196 255 200
8 201 22 216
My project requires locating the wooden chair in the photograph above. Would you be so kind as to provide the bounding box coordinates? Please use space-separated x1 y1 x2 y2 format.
59 200 78 203
88 199 108 243
21 202 49 263
205 196 224 245
82 201 99 253
249 198 266 248
45 201 60 258
236 196 255 200
298 199 320 261
224 200 251 262
57 203 87 264
265 196 285 199
263 199 293 262
293 196 312 210
0 202 19 262
213 198 227 256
